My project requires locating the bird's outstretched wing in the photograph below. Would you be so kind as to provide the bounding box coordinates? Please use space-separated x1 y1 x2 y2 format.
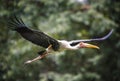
69 29 113 46
7 16 60 51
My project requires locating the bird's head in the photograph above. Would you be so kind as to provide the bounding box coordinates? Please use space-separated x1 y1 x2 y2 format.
79 42 100 49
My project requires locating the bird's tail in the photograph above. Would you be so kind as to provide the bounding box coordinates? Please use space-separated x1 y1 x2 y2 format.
7 15 26 31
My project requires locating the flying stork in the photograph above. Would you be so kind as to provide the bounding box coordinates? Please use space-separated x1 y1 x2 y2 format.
7 16 113 64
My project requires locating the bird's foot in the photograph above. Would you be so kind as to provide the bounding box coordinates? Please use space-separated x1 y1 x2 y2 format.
24 45 52 64
24 60 32 64
24 53 48 64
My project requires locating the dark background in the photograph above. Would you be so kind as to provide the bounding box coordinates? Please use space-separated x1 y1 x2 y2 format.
0 0 120 81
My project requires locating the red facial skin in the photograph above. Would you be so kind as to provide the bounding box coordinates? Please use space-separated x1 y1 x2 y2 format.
79 42 86 48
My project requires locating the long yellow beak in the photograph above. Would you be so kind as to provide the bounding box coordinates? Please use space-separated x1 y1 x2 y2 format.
82 42 100 49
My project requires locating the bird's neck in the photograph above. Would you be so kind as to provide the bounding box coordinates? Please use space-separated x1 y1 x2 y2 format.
66 45 79 50
58 40 79 50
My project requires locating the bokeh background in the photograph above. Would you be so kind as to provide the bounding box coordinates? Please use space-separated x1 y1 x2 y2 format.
0 0 120 81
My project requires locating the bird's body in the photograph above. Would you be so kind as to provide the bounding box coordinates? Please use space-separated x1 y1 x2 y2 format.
7 16 113 64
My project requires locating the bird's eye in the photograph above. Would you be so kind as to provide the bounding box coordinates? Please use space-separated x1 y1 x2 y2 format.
79 42 85 47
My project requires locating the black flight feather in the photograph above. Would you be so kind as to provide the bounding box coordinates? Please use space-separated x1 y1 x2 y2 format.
70 29 113 46
7 16 60 51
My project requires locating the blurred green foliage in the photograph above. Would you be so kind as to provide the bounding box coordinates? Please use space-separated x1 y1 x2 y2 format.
0 0 120 81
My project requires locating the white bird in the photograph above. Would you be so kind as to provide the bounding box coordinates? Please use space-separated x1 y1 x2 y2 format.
8 16 113 64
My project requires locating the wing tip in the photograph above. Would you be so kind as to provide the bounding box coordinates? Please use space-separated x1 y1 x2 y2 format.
103 29 114 40
7 15 26 30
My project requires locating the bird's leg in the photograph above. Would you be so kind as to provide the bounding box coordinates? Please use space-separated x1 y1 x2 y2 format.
24 52 47 64
24 45 52 64
46 44 52 52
